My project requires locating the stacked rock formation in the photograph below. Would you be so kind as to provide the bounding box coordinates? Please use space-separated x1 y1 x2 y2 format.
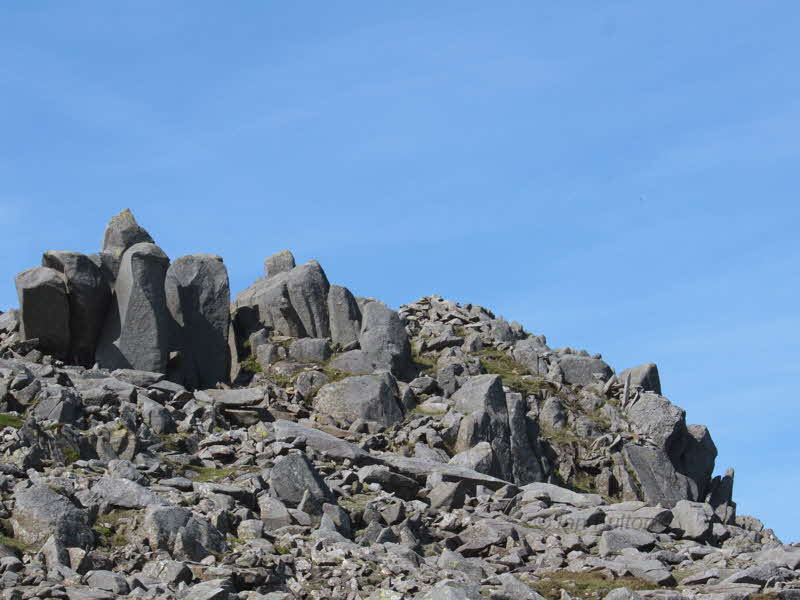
0 210 794 600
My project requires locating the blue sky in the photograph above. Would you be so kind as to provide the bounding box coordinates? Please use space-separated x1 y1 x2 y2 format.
1 3 798 540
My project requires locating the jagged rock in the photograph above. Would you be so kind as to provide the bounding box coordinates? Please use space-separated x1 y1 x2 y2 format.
11 483 93 548
95 242 171 372
42 251 111 366
288 337 331 363
327 284 362 349
598 528 657 556
558 354 613 385
520 482 604 508
269 452 335 515
452 374 513 482
15 266 71 358
313 372 404 428
264 249 296 278
359 301 413 379
492 573 547 600
272 419 373 463
680 425 718 500
99 208 155 280
506 392 546 485
32 384 81 424
626 393 687 457
165 254 230 389
87 476 169 510
671 500 713 541
449 441 494 475
623 445 697 508
236 272 306 337
287 260 330 338
619 363 662 394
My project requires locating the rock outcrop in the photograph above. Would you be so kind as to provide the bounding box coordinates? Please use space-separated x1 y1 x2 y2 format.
0 211 791 600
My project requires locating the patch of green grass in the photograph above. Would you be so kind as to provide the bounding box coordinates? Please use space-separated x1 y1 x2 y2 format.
411 348 436 376
477 349 550 397
157 432 191 452
241 354 262 374
532 571 654 600
185 466 239 482
321 366 350 384
0 535 32 553
539 426 581 446
94 509 137 548
0 414 23 429
62 446 79 465
275 544 292 555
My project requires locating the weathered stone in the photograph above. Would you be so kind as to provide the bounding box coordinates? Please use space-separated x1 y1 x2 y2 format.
42 251 111 366
165 254 230 389
288 338 331 363
95 242 170 373
287 260 330 338
671 500 713 541
359 301 413 379
15 266 70 358
598 529 657 556
313 372 404 428
264 250 296 278
327 284 362 349
452 374 512 482
11 483 93 548
619 363 661 394
623 445 697 508
558 355 613 385
269 452 334 515
99 208 154 280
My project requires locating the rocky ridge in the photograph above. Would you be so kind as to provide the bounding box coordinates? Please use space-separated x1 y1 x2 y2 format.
0 210 794 600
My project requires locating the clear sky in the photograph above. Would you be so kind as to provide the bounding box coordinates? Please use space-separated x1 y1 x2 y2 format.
1 3 798 541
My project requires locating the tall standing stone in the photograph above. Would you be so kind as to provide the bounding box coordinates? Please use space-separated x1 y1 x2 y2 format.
235 273 306 338
96 243 170 373
42 251 111 367
165 254 231 389
327 284 362 349
359 301 412 379
287 260 330 338
264 250 296 278
14 267 70 359
452 374 513 483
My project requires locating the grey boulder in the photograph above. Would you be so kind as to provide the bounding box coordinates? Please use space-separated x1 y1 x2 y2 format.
42 251 111 366
269 452 335 515
313 372 404 428
287 260 331 338
263 249 295 278
165 254 230 389
558 355 613 385
327 284 362 349
95 242 171 373
99 208 155 280
619 363 661 394
15 266 71 359
359 301 413 379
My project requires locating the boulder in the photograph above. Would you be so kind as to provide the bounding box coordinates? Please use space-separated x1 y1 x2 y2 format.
558 355 613 385
96 209 155 284
269 452 334 515
287 260 331 338
235 273 306 338
95 242 171 373
449 442 494 475
272 419 374 464
359 301 413 379
598 528 657 556
313 372 404 428
626 393 687 457
165 254 230 388
14 266 70 358
11 483 93 549
623 445 697 508
288 338 331 363
328 349 376 375
264 249 295 278
327 284 362 349
671 500 713 541
507 392 546 484
619 363 661 394
680 425 717 500
42 251 111 366
451 374 513 482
